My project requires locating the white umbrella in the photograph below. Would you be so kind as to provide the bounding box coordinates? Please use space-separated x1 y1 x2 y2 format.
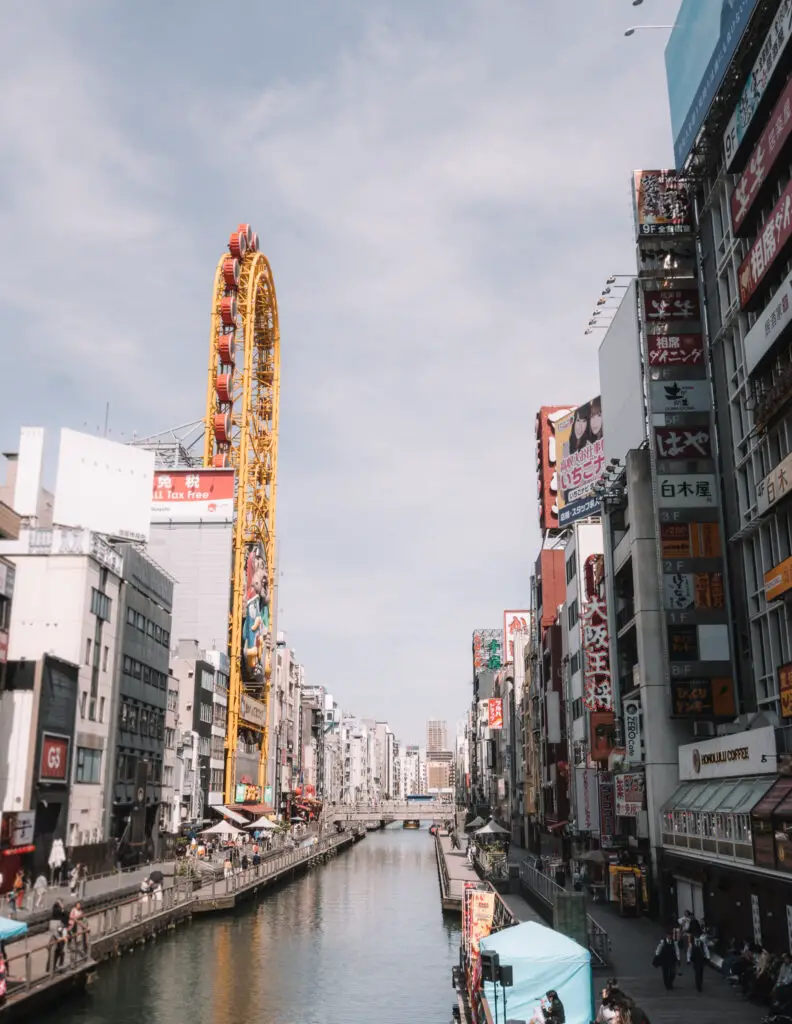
199 821 245 837
245 817 278 830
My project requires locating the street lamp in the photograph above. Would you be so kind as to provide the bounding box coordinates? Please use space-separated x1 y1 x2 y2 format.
624 25 673 36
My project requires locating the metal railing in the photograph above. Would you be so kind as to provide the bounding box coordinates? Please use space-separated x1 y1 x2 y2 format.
518 860 611 967
434 833 452 900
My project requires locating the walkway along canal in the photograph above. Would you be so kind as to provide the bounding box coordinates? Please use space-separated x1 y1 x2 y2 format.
32 826 460 1024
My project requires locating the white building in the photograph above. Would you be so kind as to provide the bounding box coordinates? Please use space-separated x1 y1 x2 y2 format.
396 745 423 798
340 716 372 804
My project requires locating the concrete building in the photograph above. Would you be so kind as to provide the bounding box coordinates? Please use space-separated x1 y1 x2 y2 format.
426 719 448 753
0 500 20 685
270 639 303 817
341 716 372 804
106 544 173 859
396 745 422 798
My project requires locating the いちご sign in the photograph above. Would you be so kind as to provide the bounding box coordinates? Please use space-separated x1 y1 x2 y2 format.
151 468 235 522
39 734 69 782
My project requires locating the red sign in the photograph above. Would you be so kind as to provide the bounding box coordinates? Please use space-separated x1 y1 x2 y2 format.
488 698 503 730
643 289 699 324
582 594 612 712
0 630 7 664
599 771 615 838
647 334 704 367
739 180 792 309
655 427 712 460
39 735 69 782
732 77 792 235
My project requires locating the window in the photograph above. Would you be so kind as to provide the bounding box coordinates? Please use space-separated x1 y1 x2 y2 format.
198 736 211 757
210 768 224 791
161 629 170 648
128 705 138 734
133 660 142 679
99 697 105 723
572 697 583 721
80 691 87 719
570 651 580 676
165 727 175 749
211 735 225 760
163 765 175 787
103 646 109 672
149 711 158 739
143 665 151 685
213 704 227 729
150 759 162 784
567 601 578 629
136 612 145 632
120 703 129 730
85 638 92 666
154 624 162 642
200 669 214 692
75 747 102 784
123 655 132 675
127 606 136 626
91 588 111 622
140 709 149 736
167 690 178 711
200 702 213 724
89 698 97 722
147 620 155 638
566 556 577 583
116 753 136 783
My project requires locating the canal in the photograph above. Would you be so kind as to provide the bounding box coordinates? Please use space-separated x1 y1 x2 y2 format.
46 827 461 1024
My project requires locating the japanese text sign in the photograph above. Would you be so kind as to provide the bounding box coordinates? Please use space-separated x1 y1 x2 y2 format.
732 75 792 233
633 170 693 237
744 270 792 378
657 475 717 508
615 773 645 818
663 572 725 611
655 427 712 460
488 698 503 730
582 594 612 712
765 556 792 602
643 289 700 324
660 522 721 559
502 610 530 664
646 334 704 367
757 451 792 517
151 468 235 522
472 629 503 673
738 178 792 308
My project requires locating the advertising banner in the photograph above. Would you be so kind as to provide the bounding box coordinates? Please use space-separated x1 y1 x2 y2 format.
757 452 792 516
644 289 700 325
39 734 69 782
502 610 530 664
765 556 792 601
732 75 792 233
779 663 792 719
671 678 736 719
660 522 722 559
655 427 712 460
487 698 504 730
663 572 725 611
151 468 235 522
582 594 612 712
632 170 693 236
649 380 711 417
679 725 776 780
623 699 642 766
241 541 270 683
665 0 759 169
0 811 35 850
724 0 792 170
574 768 599 833
657 475 717 508
744 270 792 378
615 773 645 818
240 693 267 729
738 180 792 309
556 396 605 526
646 333 704 368
234 783 261 804
599 771 615 838
472 629 503 672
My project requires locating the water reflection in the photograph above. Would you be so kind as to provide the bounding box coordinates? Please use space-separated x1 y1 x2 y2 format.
52 826 461 1024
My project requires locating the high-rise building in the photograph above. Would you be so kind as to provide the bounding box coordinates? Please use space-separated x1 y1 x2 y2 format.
426 719 448 752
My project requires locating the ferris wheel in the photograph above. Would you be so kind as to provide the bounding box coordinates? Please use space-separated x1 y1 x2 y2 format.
203 223 280 803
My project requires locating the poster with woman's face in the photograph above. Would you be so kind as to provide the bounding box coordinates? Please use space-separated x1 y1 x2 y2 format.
556 395 605 526
241 541 271 682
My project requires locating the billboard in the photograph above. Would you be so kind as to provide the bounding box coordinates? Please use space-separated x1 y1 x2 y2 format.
671 678 736 718
744 269 792 378
724 0 792 170
632 170 693 236
598 282 646 469
502 610 530 664
615 773 645 818
657 475 717 507
487 698 503 730
665 0 759 169
53 429 154 542
39 733 70 782
732 75 792 234
644 289 699 325
757 451 792 516
660 522 722 559
240 692 267 728
151 468 234 522
472 630 503 673
738 179 792 309
654 426 712 460
649 380 710 417
765 556 792 602
646 333 704 368
574 767 599 833
582 593 612 711
241 541 270 682
535 406 573 533
556 397 605 527
0 811 35 850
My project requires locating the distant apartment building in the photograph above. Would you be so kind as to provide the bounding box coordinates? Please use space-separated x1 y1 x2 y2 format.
426 719 448 752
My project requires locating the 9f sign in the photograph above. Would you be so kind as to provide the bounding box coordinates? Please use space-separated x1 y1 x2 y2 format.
39 734 70 782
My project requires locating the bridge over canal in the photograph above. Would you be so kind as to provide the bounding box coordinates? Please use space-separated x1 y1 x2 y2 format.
327 799 453 823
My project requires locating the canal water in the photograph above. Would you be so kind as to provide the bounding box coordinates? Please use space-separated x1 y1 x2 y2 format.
47 826 461 1024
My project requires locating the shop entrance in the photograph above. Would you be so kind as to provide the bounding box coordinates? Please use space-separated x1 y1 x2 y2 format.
675 876 704 922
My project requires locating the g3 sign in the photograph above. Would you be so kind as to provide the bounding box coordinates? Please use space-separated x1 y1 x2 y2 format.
39 734 69 782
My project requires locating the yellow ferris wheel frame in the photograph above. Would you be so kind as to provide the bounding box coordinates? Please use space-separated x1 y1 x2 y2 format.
203 228 280 805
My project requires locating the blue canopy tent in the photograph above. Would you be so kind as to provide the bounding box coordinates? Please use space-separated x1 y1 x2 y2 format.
479 921 593 1024
0 917 27 942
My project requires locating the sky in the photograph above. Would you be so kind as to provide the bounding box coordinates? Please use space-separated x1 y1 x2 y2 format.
0 0 684 744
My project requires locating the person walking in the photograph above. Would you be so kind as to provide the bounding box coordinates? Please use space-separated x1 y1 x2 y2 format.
654 927 680 990
688 924 710 992
676 909 694 972
33 873 48 909
11 870 24 913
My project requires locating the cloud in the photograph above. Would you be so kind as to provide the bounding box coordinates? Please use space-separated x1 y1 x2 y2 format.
0 0 682 739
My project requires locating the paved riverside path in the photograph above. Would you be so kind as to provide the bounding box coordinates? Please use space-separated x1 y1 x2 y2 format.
438 834 479 905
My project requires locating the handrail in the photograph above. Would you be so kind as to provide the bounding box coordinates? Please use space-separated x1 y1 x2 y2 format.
203 832 349 898
434 833 452 899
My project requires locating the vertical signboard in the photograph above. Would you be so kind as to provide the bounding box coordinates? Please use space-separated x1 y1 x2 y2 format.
502 610 531 664
634 169 736 716
555 397 605 526
472 630 503 674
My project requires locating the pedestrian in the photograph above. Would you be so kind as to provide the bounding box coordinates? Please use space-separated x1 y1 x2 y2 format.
49 899 68 936
0 948 7 1004
68 864 79 896
654 927 680 990
541 989 566 1024
676 909 694 969
11 870 23 912
33 873 48 909
688 923 710 992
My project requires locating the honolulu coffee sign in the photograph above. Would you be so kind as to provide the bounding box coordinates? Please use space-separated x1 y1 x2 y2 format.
679 726 776 781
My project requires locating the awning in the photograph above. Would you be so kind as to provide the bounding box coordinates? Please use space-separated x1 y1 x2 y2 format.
752 777 792 819
663 777 778 816
229 803 274 816
211 805 248 826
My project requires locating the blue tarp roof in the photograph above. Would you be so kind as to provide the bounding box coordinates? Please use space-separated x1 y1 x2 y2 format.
0 916 28 942
480 921 593 1024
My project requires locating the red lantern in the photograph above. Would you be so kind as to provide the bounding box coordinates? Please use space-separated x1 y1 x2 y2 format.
220 295 237 326
228 231 247 259
213 413 231 443
218 336 235 365
215 373 233 403
222 256 240 290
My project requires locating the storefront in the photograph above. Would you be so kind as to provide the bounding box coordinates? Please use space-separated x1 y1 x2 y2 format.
0 811 35 890
659 726 792 948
